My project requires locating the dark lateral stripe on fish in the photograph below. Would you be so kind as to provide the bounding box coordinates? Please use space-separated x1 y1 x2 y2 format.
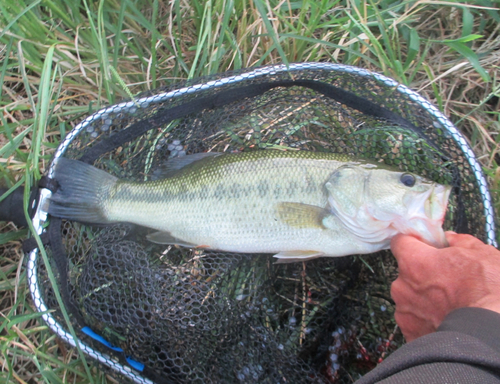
154 150 349 192
49 152 354 225
116 151 342 202
121 179 318 203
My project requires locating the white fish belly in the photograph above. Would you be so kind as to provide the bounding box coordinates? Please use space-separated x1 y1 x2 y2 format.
116 195 384 257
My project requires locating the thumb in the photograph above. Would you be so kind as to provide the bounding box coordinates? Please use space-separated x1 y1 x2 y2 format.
391 234 437 259
445 231 487 249
391 234 438 272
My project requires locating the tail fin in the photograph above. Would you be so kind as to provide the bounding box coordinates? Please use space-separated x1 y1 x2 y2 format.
48 158 118 224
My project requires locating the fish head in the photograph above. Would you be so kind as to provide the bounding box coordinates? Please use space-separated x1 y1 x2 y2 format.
326 164 451 248
365 168 451 247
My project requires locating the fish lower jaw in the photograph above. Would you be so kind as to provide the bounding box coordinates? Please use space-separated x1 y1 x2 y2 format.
401 217 447 248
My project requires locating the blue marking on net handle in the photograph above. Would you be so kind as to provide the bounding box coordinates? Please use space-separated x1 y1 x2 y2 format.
81 326 145 372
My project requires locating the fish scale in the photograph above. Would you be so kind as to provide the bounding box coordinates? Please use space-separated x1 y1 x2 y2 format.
107 152 345 252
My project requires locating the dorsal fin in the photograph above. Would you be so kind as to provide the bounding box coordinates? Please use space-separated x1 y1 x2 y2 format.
152 152 222 179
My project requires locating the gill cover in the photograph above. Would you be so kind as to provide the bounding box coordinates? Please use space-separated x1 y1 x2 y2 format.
325 164 396 245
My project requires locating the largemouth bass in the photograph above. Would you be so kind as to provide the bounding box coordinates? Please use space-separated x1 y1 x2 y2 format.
48 150 450 262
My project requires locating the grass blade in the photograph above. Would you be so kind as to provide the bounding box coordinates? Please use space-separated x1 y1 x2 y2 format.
445 40 491 82
253 0 289 66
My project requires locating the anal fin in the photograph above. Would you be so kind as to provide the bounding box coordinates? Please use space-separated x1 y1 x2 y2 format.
273 250 324 264
147 231 197 247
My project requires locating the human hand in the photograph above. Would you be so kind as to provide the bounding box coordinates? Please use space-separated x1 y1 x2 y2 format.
390 232 500 342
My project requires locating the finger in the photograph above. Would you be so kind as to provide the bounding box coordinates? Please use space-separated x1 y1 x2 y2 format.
391 234 436 258
390 278 425 309
390 278 402 302
396 313 433 342
446 232 486 249
390 234 437 272
394 311 419 342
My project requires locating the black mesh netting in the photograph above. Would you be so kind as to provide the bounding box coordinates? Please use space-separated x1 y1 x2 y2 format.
37 65 493 384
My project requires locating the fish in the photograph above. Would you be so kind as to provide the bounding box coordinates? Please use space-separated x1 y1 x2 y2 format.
48 150 451 262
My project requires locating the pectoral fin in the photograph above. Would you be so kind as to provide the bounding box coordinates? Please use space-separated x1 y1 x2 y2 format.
276 202 329 229
273 250 325 263
147 231 197 247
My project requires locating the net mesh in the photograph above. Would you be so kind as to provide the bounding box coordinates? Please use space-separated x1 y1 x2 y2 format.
37 65 493 383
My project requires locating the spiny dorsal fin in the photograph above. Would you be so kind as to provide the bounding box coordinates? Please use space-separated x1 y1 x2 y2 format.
152 152 221 179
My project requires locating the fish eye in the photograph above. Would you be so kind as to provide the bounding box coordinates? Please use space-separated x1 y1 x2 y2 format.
400 173 416 187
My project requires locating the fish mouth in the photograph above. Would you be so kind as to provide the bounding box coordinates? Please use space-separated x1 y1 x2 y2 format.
407 184 451 248
425 184 452 221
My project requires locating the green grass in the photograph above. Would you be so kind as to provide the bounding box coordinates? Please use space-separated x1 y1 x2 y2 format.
1 0 499 382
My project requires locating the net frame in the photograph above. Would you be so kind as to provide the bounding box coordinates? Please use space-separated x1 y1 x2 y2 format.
26 62 497 384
